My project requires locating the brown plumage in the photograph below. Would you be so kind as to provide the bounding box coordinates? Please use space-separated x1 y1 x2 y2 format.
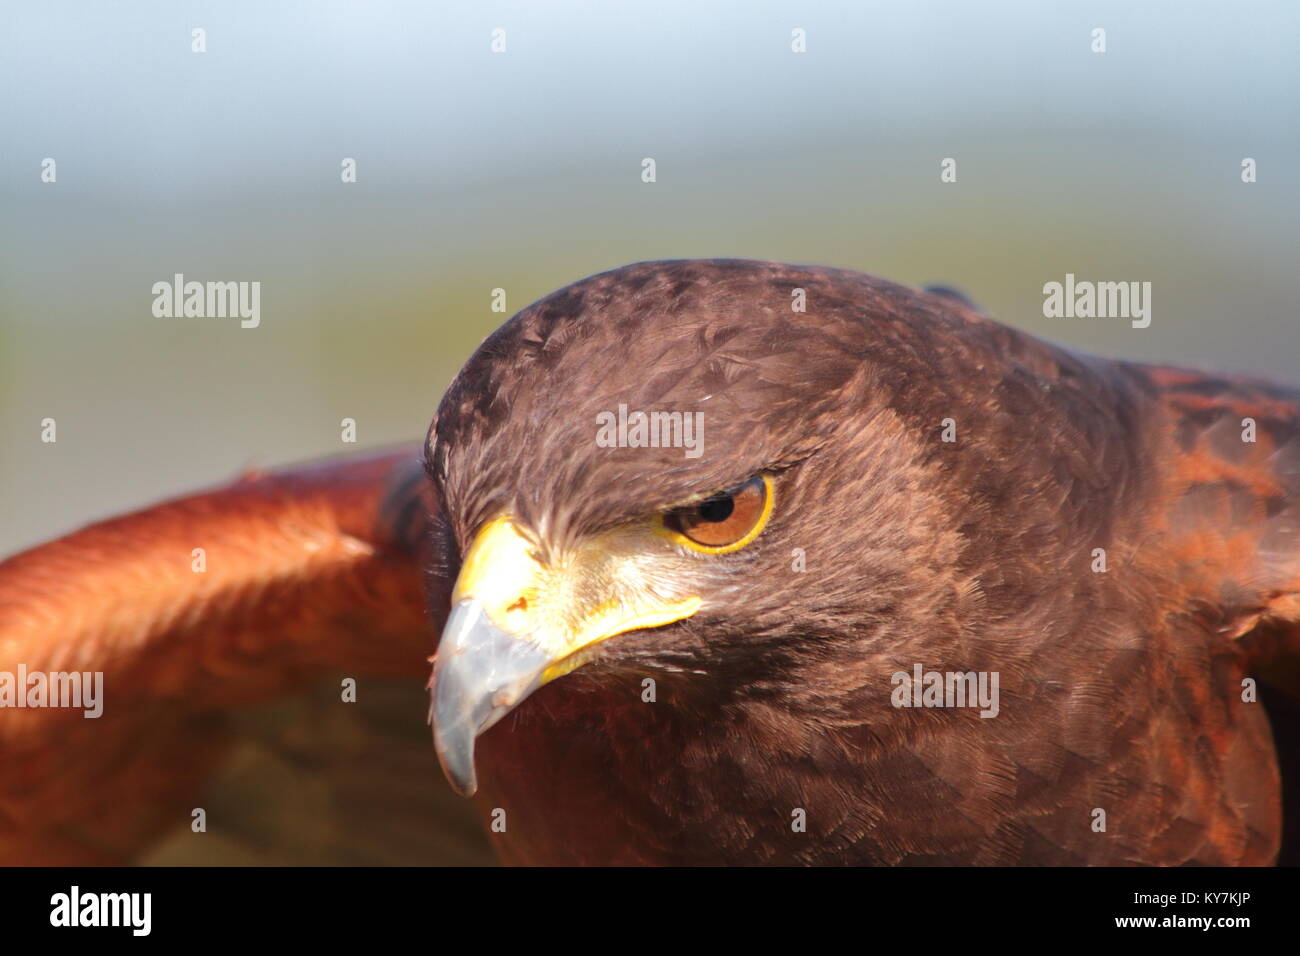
0 452 447 862
2 259 1298 865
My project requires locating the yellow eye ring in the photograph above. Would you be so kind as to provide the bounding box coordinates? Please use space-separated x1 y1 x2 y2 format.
656 474 775 554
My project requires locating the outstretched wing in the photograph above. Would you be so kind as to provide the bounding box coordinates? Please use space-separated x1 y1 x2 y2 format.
0 448 454 864
1142 366 1300 673
1140 365 1300 863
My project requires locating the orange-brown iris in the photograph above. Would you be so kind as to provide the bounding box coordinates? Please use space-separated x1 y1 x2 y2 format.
664 476 769 549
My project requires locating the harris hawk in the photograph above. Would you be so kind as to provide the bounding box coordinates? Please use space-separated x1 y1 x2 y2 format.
2 258 1299 866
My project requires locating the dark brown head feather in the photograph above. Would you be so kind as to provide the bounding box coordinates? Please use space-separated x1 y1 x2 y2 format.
431 258 1300 864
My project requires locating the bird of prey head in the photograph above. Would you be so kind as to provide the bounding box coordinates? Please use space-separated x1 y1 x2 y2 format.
429 260 907 796
415 259 1300 864
4 258 1299 865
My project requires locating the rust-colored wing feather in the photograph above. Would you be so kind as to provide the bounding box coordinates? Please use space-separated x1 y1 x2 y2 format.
0 448 449 864
1142 366 1300 680
1136 365 1300 863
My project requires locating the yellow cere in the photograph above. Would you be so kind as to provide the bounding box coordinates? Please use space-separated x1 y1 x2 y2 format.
539 594 703 684
452 515 542 618
452 514 704 682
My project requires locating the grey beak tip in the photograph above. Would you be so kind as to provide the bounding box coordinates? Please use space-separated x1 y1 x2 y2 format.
430 599 550 799
433 719 480 798
441 754 480 799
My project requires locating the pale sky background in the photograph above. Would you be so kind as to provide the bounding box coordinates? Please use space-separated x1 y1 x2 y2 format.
3 0 1298 553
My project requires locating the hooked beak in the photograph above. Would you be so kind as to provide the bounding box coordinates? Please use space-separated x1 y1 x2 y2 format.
430 515 701 796
431 598 551 797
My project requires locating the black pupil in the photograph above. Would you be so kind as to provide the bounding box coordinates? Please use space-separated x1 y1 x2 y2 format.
697 494 735 523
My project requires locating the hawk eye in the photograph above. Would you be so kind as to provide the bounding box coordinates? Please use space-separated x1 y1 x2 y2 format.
661 475 773 553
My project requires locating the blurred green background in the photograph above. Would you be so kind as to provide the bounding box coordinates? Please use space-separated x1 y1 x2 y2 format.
3 0 1298 553
1 1 1297 863
2 0 1300 554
